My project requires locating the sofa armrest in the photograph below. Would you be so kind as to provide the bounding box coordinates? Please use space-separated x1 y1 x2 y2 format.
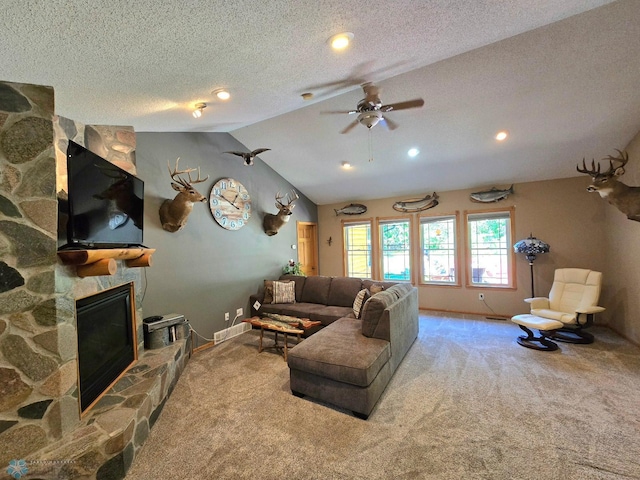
366 286 419 373
249 293 264 317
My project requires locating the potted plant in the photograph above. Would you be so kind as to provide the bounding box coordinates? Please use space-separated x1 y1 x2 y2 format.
283 259 304 276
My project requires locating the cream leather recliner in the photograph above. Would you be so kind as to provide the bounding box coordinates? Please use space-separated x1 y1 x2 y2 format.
511 268 605 351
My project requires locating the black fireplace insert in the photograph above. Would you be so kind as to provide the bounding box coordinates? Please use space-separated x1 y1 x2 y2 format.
76 283 137 413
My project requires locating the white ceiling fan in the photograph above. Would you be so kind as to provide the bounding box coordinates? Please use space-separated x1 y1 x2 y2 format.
321 83 424 134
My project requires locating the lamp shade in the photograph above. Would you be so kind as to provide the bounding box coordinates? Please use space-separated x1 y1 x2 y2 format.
514 234 550 263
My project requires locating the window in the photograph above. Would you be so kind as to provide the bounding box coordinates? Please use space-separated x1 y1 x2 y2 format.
379 218 411 281
343 221 372 278
465 209 515 287
420 214 458 284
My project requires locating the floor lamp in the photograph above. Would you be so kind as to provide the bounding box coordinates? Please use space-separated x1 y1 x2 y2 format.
513 234 550 297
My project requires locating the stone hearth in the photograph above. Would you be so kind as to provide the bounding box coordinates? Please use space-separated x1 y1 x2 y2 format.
27 339 190 479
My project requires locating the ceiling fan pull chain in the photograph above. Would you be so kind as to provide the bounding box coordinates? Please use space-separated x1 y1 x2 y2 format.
368 129 374 162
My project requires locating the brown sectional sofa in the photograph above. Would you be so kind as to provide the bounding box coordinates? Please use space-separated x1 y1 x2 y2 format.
250 275 399 327
250 275 419 419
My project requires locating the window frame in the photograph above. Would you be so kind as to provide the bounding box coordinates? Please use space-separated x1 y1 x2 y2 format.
464 207 516 289
342 218 374 278
418 211 461 287
377 216 414 283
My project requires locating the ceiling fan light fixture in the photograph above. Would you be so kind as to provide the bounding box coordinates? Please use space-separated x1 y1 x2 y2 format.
329 32 354 51
358 111 382 129
192 102 207 118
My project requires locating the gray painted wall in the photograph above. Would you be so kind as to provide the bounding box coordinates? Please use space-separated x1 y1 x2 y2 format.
135 132 317 347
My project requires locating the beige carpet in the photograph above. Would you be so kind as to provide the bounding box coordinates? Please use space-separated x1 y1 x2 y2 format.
126 314 640 479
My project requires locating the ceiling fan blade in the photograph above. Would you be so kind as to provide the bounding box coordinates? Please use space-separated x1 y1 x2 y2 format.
380 115 399 131
320 110 358 115
340 119 360 134
302 60 409 98
381 98 425 112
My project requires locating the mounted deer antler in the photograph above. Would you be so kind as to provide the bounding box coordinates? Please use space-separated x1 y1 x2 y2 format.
263 190 299 236
576 149 640 222
159 158 209 232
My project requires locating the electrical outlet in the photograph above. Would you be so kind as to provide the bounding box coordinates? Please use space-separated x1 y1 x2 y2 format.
478 293 485 301
236 307 243 317
224 312 230 321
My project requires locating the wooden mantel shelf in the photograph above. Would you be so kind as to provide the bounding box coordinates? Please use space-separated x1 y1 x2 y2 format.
57 248 156 277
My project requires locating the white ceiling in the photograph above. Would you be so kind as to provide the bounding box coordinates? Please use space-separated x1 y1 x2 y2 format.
2 0 639 205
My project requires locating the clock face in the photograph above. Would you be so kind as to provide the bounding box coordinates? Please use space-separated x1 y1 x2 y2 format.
209 178 252 230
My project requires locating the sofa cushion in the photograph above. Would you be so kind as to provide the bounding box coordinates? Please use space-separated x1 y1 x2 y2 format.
258 303 308 317
363 279 399 292
272 280 296 304
288 317 390 387
263 280 275 304
387 283 413 297
257 303 352 325
327 276 364 307
300 276 332 304
307 305 355 325
361 290 396 337
279 275 306 302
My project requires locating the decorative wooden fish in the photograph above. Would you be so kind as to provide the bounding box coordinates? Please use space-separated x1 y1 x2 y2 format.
469 185 514 203
334 203 367 216
392 192 439 213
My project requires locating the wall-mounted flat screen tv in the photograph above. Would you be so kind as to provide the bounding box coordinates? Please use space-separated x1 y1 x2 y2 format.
66 141 144 248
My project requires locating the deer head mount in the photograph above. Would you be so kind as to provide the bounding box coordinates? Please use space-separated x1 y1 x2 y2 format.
159 158 209 232
263 190 299 236
577 149 640 222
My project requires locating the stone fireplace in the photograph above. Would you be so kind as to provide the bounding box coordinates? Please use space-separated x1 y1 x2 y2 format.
0 80 190 479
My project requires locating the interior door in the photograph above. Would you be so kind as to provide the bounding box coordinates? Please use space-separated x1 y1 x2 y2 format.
297 222 318 276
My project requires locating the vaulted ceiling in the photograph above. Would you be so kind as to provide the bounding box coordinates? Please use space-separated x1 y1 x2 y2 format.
2 0 639 204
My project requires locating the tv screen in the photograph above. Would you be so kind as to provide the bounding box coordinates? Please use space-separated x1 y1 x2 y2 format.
66 141 144 248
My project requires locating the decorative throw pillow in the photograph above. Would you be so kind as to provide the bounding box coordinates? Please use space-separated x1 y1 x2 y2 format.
352 288 371 319
272 280 296 304
369 284 385 294
263 280 275 304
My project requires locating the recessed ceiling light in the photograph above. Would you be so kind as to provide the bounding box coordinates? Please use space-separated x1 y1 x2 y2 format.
328 32 354 51
495 131 508 141
341 161 352 169
212 88 231 100
408 148 419 157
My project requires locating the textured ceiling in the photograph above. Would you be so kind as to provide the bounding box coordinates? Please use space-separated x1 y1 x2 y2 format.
2 0 639 204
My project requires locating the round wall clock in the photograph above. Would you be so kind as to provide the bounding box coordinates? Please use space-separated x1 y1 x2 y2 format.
209 178 252 230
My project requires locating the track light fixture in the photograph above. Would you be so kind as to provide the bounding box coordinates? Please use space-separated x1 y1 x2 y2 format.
192 103 207 118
